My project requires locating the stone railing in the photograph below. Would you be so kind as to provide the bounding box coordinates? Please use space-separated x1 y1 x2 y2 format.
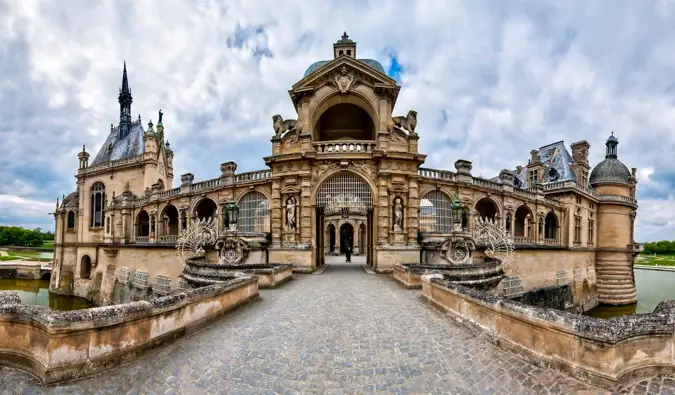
513 236 533 244
599 195 638 206
158 187 181 199
135 236 150 243
80 154 143 175
473 177 503 191
512 188 537 200
135 196 151 206
542 238 561 246
418 168 456 181
235 169 272 182
191 177 224 192
0 278 259 384
544 180 597 197
157 235 179 243
313 140 377 153
422 276 675 390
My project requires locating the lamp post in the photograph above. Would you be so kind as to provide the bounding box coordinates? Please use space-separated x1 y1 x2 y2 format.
225 201 239 232
451 198 463 232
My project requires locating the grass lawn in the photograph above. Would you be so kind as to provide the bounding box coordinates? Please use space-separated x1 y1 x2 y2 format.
635 254 675 266
3 251 50 261
42 241 54 248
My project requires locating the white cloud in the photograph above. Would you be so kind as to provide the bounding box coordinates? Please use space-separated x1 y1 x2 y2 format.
1 0 675 240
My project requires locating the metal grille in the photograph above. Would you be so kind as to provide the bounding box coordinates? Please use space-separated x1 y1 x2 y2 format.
133 270 149 289
556 270 568 286
502 277 523 298
315 172 373 209
118 267 131 284
419 191 452 233
153 274 171 295
238 191 270 233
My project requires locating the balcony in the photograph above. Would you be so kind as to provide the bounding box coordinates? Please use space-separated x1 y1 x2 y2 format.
157 235 179 243
313 140 377 154
513 236 534 245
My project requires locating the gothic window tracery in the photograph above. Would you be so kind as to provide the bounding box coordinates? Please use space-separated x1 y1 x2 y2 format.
90 182 106 228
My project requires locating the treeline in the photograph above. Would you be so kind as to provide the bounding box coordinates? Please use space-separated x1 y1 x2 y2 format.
643 241 675 255
0 226 54 247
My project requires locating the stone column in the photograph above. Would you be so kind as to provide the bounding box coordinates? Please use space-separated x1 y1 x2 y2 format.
407 176 419 245
377 176 389 244
271 178 282 246
300 175 312 244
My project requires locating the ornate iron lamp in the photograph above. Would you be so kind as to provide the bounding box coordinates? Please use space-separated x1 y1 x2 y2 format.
451 198 464 232
225 201 239 231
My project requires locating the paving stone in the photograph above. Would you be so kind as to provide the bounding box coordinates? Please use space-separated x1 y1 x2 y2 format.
1 262 675 393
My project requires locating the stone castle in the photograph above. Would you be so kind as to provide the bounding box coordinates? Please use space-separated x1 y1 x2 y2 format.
51 33 640 310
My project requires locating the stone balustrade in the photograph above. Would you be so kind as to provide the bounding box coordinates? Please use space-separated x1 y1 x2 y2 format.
313 140 377 153
157 235 179 243
599 194 638 207
0 277 259 384
512 188 537 200
418 168 456 181
79 155 142 175
544 180 597 197
472 177 504 190
542 238 561 246
191 177 224 192
513 236 533 245
135 236 150 243
158 187 181 199
235 169 272 182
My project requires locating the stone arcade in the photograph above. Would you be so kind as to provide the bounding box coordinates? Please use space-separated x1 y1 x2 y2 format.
51 34 640 311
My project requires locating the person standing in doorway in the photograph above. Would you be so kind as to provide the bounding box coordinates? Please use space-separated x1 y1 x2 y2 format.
345 238 352 262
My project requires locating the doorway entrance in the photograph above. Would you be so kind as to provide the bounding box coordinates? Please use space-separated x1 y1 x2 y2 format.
339 223 354 254
315 171 374 267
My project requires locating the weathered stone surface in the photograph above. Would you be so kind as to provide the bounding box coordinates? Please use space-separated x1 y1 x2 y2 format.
0 291 21 305
2 263 664 393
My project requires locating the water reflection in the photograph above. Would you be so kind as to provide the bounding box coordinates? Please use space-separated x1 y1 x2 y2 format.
586 268 675 318
0 279 93 311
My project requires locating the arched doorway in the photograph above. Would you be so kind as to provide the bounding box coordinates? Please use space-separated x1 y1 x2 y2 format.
80 255 92 279
514 205 533 239
195 198 217 221
161 204 179 237
340 223 354 254
315 171 374 267
475 197 499 221
136 210 150 237
327 224 336 254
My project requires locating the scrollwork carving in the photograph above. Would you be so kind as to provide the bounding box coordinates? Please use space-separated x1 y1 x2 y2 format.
215 236 250 265
175 217 218 263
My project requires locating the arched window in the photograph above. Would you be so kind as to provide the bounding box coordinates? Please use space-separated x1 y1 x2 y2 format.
475 197 498 221
80 255 92 279
545 212 558 240
195 198 218 221
90 182 105 228
239 192 270 233
137 210 150 237
419 191 452 233
514 205 533 238
67 211 75 229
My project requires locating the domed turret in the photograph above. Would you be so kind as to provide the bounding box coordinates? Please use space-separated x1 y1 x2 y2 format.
590 132 631 185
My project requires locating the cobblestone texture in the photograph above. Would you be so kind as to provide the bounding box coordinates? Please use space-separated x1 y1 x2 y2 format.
1 261 674 394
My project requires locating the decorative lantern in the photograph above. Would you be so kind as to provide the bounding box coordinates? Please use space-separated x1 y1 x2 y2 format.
451 198 463 232
225 201 239 231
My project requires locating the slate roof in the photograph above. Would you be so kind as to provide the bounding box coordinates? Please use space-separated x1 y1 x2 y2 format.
91 121 145 166
514 141 578 188
303 58 385 78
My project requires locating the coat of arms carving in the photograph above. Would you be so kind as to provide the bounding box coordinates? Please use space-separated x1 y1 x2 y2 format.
334 66 359 94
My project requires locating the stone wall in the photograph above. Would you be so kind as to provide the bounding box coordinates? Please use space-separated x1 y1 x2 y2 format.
0 276 259 384
422 275 675 389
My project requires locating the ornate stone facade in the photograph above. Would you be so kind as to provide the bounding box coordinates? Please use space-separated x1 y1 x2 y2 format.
51 34 640 309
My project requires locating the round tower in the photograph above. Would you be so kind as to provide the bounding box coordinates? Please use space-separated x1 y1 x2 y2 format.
590 132 638 305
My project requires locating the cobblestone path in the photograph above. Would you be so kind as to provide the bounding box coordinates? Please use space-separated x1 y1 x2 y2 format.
2 262 674 394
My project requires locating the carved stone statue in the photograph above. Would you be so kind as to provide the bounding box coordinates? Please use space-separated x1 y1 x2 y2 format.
272 114 301 137
158 109 163 124
393 197 404 231
391 110 417 135
285 196 297 231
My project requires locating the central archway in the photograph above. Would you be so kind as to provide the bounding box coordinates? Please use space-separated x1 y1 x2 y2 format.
314 171 374 267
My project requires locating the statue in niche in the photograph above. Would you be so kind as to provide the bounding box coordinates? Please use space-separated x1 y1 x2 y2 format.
285 196 297 231
393 196 404 231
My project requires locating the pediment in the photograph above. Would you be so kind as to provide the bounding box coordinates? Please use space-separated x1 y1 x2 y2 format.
291 56 398 94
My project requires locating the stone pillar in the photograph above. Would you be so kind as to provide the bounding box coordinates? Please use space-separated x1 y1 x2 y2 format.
407 176 419 245
271 178 282 246
377 176 389 244
300 175 312 244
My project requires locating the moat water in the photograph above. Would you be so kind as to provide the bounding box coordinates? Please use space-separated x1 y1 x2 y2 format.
0 278 94 311
586 268 675 318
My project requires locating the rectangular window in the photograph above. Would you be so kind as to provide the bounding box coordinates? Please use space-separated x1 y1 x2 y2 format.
528 171 538 186
575 196 582 205
588 219 594 244
574 217 581 243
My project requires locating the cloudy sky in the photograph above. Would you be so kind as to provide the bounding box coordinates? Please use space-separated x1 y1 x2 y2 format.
1 0 675 241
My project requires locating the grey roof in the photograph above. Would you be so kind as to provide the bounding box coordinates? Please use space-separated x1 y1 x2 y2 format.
91 121 145 166
303 58 385 78
61 191 79 208
590 158 631 185
514 141 578 188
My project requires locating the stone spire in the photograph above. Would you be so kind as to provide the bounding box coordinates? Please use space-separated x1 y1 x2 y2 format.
118 61 133 138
